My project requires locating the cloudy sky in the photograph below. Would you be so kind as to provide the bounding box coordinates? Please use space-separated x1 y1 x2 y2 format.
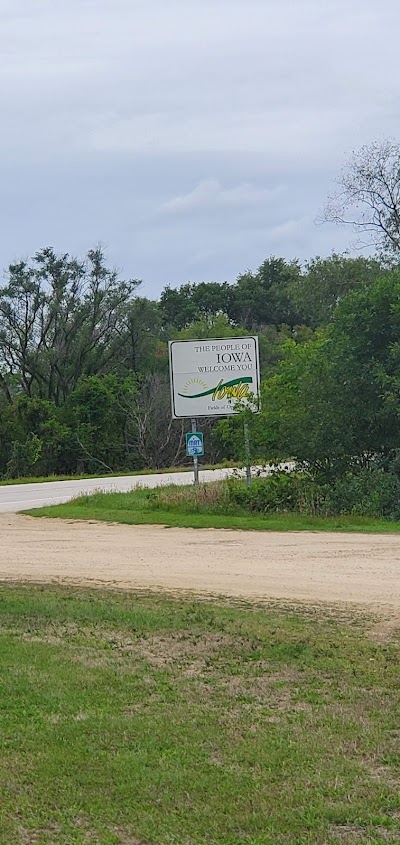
1 0 399 296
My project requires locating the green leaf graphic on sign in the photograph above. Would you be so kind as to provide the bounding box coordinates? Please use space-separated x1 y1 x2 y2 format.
178 376 252 399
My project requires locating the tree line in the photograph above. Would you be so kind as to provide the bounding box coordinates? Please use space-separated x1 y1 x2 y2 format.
2 139 400 485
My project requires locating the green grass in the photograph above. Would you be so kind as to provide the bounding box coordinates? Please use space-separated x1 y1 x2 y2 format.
0 584 398 844
28 484 400 533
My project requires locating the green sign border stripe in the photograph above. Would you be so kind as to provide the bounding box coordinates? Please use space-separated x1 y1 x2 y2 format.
178 376 252 399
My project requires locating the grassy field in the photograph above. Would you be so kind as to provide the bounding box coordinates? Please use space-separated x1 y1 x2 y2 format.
29 484 400 533
0 584 398 845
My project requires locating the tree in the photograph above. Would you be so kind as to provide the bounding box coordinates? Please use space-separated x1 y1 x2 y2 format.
252 337 353 475
160 282 231 330
291 254 385 328
257 323 314 376
0 247 140 404
124 298 166 375
325 271 400 464
63 374 138 473
249 271 400 477
0 394 75 478
174 314 243 341
325 140 400 256
160 258 304 334
126 373 185 469
228 257 302 328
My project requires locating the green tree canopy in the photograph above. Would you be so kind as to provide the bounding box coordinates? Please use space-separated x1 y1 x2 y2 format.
291 254 385 328
0 247 140 404
248 271 400 475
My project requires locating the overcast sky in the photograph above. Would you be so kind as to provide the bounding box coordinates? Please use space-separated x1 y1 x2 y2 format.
1 0 399 296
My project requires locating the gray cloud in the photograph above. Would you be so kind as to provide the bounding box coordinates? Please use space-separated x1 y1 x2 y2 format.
0 0 399 293
160 180 284 215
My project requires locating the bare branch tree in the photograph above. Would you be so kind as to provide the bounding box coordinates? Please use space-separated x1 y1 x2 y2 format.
75 433 113 474
126 374 185 469
324 140 400 256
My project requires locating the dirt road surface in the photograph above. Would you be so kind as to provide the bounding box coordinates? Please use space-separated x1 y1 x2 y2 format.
1 514 399 612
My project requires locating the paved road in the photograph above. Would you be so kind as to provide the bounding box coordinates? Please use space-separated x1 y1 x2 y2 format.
0 468 238 513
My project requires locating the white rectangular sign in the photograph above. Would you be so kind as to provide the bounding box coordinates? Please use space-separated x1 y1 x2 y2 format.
169 336 260 418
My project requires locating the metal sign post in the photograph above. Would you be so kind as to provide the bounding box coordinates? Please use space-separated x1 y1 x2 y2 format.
191 418 199 486
244 419 252 488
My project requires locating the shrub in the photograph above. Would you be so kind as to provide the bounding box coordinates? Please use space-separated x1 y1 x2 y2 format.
143 468 400 521
226 472 325 515
326 468 400 520
6 434 43 479
144 482 234 514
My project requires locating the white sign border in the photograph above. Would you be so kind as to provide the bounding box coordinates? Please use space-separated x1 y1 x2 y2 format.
169 335 260 419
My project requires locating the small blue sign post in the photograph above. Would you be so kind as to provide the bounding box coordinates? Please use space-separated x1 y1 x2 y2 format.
186 432 204 457
187 420 203 486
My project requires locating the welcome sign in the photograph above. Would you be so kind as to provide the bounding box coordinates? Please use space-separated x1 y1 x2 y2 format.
169 336 260 418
